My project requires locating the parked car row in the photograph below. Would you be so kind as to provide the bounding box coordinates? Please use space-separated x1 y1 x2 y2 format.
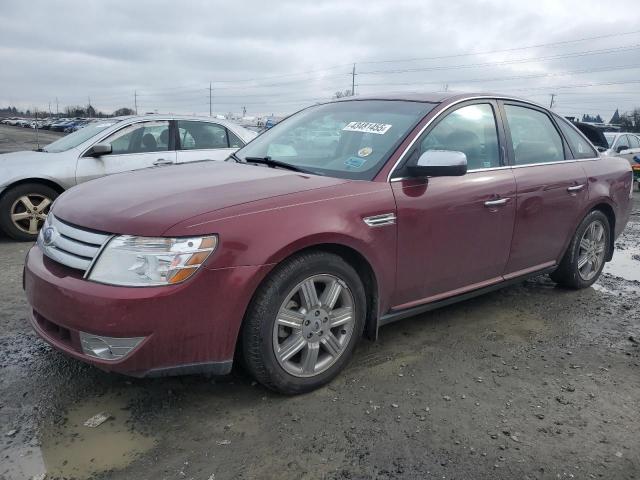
10 92 632 394
1 117 101 133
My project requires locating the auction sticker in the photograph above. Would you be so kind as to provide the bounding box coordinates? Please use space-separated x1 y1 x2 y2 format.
343 122 391 135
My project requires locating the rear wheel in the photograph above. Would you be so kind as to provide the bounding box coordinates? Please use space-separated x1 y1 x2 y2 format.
551 210 610 289
242 251 366 394
0 183 58 241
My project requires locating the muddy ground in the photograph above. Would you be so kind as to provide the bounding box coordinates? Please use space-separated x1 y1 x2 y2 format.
0 170 638 478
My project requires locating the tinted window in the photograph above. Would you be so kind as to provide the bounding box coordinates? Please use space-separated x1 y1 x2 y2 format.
504 105 564 165
556 119 597 159
237 100 435 180
104 121 170 154
628 135 640 149
177 121 229 150
419 103 500 170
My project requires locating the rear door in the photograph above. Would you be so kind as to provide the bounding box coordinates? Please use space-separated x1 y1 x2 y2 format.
500 102 589 276
76 120 176 183
175 120 242 163
391 101 516 307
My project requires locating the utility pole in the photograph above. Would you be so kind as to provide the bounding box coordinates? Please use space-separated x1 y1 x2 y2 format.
55 97 59 117
88 96 92 117
34 108 40 151
134 90 138 115
351 63 356 96
48 101 52 116
549 93 556 109
209 82 213 117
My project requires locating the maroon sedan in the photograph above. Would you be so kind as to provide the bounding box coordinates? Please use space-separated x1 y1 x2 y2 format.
24 93 633 394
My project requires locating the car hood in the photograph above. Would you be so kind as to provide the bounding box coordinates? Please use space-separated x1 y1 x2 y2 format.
53 161 350 236
0 150 67 188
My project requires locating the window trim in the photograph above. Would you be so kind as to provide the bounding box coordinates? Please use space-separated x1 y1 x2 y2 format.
498 100 569 167
389 99 506 179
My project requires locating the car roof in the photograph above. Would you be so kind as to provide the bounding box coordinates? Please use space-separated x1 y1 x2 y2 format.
330 91 545 108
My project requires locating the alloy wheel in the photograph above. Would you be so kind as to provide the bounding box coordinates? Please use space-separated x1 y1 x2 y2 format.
577 219 606 281
272 274 356 378
10 194 51 235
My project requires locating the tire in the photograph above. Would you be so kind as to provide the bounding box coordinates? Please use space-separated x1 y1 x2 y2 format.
242 251 366 394
0 183 58 241
550 210 610 289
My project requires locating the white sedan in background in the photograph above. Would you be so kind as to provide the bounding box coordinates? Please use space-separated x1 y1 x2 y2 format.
0 115 257 240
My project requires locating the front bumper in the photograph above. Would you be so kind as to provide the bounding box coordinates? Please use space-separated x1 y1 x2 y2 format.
24 246 270 377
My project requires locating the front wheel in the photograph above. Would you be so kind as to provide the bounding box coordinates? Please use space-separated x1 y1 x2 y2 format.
242 251 366 394
0 183 58 241
551 210 610 289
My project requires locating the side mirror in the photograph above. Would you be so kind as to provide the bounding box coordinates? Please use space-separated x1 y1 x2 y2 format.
86 143 112 157
407 150 468 178
616 145 629 154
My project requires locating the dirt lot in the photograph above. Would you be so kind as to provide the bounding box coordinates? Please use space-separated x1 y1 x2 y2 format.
0 132 638 479
0 125 63 154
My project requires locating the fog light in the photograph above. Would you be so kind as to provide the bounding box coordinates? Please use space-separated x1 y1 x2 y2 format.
79 332 144 360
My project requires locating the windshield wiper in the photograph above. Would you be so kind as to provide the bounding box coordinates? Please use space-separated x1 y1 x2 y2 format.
242 156 313 174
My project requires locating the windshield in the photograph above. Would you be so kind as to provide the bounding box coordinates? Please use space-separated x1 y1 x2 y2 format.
604 132 616 147
43 120 122 152
236 100 436 180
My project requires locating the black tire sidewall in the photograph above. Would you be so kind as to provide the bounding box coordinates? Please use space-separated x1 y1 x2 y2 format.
244 252 366 394
0 183 58 241
559 210 610 289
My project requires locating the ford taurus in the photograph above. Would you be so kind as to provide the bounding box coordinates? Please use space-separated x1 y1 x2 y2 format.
24 93 633 394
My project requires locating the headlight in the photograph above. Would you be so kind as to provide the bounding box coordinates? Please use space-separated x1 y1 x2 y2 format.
88 235 217 286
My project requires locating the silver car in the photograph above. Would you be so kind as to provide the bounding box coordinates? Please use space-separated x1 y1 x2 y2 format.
0 115 257 240
603 132 640 163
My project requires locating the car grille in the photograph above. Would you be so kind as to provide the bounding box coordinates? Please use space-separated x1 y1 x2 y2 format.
38 214 111 272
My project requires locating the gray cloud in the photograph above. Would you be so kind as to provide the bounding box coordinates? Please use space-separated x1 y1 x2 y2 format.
0 0 638 120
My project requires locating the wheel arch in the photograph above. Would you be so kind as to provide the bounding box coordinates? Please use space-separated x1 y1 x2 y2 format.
237 240 381 358
0 177 65 200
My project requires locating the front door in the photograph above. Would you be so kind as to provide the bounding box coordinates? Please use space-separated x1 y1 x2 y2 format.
391 102 516 309
76 120 176 183
500 102 589 275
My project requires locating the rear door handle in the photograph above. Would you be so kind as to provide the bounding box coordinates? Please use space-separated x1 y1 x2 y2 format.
153 158 174 166
567 184 585 193
484 198 509 207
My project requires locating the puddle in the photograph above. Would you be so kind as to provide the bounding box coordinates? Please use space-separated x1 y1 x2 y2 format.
5 394 156 479
604 245 640 282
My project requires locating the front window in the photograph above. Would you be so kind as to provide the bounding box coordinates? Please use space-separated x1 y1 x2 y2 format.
43 120 121 153
235 100 436 180
103 121 170 154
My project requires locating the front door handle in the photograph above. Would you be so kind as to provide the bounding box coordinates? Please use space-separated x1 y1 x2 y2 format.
153 158 174 166
567 184 585 193
484 198 509 207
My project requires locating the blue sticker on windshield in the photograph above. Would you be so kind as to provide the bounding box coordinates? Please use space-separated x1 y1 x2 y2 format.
345 156 367 168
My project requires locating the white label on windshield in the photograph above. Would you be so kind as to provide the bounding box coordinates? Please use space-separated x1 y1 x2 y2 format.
343 122 391 135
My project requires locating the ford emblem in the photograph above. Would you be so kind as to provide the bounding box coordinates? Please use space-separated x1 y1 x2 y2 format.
42 226 56 246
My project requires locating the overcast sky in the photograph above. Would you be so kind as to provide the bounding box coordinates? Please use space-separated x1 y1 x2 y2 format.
1 0 639 120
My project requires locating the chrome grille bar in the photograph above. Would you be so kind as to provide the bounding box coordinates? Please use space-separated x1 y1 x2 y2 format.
38 214 111 272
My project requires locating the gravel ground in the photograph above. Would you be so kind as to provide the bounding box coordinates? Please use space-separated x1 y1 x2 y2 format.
0 125 63 154
0 142 638 479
